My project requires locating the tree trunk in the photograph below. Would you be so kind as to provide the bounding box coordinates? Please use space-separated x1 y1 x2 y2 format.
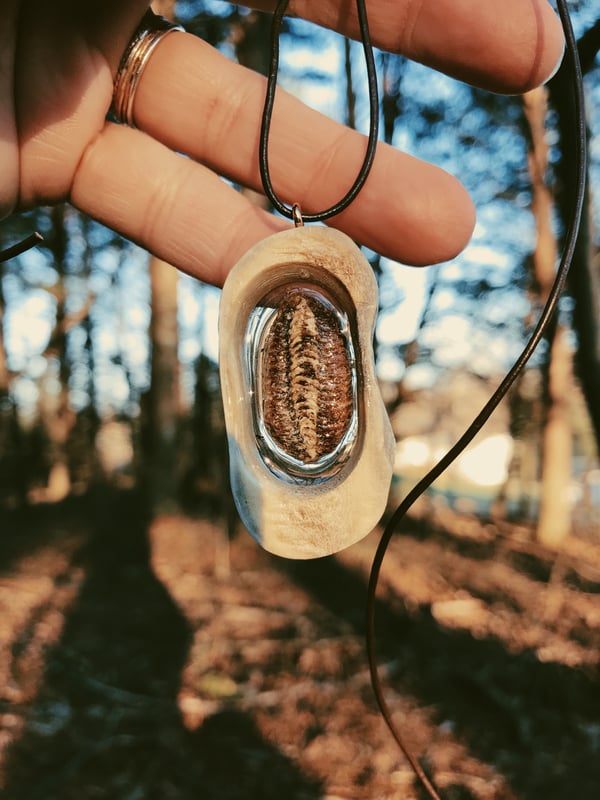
523 88 557 291
549 52 600 453
344 37 356 130
146 254 180 511
36 205 74 503
140 0 181 512
0 271 14 501
522 87 573 545
536 326 573 545
0 274 8 403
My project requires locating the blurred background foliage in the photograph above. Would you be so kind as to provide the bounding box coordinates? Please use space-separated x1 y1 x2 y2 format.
1 0 600 547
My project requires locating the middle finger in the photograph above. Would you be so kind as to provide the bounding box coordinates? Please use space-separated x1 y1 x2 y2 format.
131 30 475 266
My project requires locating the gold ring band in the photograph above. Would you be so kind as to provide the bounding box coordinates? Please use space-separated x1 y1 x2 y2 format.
112 10 184 127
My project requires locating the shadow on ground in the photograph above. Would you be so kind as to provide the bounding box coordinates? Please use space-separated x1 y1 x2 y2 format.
283 541 600 800
0 491 323 800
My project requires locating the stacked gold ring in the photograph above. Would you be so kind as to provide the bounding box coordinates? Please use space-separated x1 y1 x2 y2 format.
112 10 184 127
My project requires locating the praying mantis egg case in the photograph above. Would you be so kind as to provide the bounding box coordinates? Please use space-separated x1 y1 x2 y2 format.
260 287 355 469
219 226 395 559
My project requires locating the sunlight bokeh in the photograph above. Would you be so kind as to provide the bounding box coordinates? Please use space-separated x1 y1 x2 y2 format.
457 433 513 488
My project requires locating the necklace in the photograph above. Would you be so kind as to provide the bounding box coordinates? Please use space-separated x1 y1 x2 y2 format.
0 232 43 264
218 0 394 560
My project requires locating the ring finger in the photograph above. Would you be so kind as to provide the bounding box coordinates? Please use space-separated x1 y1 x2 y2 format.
75 27 475 280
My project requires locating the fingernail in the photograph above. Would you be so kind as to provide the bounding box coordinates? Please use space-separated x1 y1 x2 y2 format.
544 36 566 84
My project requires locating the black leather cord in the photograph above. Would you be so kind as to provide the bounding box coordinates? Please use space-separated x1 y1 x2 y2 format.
366 1 587 797
0 231 43 264
259 0 379 222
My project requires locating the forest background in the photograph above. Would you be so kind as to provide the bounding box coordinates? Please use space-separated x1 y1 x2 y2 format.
1 2 600 799
1 0 600 540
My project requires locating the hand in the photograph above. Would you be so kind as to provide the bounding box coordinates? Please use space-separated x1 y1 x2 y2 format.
4 0 564 285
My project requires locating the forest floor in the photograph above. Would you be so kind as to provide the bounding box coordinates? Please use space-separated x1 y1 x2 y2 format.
0 489 599 800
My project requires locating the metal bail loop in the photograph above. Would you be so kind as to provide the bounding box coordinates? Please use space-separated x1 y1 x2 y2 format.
291 203 304 227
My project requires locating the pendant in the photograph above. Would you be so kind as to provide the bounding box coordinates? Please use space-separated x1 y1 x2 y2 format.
219 226 395 559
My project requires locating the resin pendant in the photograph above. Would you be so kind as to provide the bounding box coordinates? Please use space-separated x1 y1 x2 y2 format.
219 226 395 559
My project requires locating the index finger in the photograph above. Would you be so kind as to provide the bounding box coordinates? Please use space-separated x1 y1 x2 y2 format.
244 0 565 94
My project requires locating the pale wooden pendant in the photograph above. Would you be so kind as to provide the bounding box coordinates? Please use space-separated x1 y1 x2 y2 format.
219 226 395 559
